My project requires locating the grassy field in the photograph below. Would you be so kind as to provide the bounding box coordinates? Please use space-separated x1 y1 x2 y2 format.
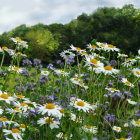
0 38 140 140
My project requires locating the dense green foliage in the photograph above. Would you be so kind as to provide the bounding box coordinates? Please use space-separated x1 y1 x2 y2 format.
0 4 140 64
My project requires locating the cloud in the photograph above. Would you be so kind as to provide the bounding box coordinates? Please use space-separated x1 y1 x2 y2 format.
0 0 139 34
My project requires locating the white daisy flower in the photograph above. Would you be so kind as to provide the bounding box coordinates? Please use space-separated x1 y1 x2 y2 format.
14 124 26 132
121 78 134 87
58 108 65 119
92 53 105 60
70 44 82 52
105 87 120 93
88 65 102 74
124 123 129 127
19 124 26 132
75 73 84 78
13 94 30 101
82 125 98 134
70 113 82 123
77 82 88 89
70 98 92 112
11 37 28 49
56 132 72 140
60 50 75 60
3 128 23 140
87 44 98 51
11 37 23 43
18 41 28 49
85 55 104 67
96 42 107 51
70 77 80 85
127 99 137 105
0 91 15 104
38 103 61 117
132 68 140 77
37 117 60 129
0 46 9 53
54 70 69 76
6 107 22 114
122 58 136 67
8 66 23 73
41 70 50 76
131 119 140 127
99 65 119 75
13 101 30 112
117 53 128 58
80 50 89 56
112 126 121 132
105 44 120 52
0 117 16 128
0 47 14 56
11 52 27 58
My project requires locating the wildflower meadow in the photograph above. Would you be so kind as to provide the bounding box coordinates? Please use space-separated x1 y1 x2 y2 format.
0 37 140 140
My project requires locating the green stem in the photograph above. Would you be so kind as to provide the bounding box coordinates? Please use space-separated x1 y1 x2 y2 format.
0 53 5 69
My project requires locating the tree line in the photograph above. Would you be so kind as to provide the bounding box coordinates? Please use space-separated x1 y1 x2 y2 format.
0 4 140 64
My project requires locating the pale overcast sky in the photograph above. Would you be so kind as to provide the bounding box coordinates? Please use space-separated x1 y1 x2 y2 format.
0 0 139 34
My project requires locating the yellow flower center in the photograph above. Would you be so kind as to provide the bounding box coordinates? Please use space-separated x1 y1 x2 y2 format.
76 47 81 51
125 81 131 86
20 103 28 107
76 101 85 107
44 72 48 74
17 94 24 99
73 78 79 81
13 67 20 71
108 44 115 48
91 45 97 49
100 43 105 47
110 88 116 91
90 59 98 64
74 118 80 121
46 104 55 109
135 121 140 124
79 83 85 86
95 53 100 56
119 138 125 140
15 52 22 55
59 109 65 114
14 107 21 112
12 128 21 133
20 124 26 128
60 72 66 74
136 71 140 75
104 66 113 71
85 126 93 129
15 37 22 41
0 93 9 99
126 58 132 62
81 51 88 55
92 65 99 68
115 127 120 130
0 117 8 121
45 118 54 123
2 46 8 50
63 134 68 137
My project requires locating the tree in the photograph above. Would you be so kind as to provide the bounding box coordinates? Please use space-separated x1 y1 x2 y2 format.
24 25 59 64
